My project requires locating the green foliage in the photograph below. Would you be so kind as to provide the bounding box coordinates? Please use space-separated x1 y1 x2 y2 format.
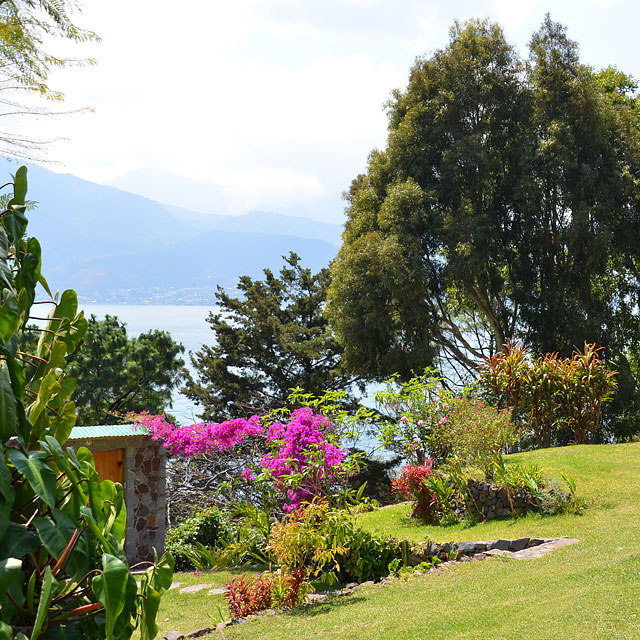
65 314 184 425
183 253 362 422
165 508 234 571
267 501 400 585
376 369 453 465
0 167 173 638
479 342 618 446
327 16 640 426
214 502 274 568
0 1 99 158
432 396 517 476
376 370 516 471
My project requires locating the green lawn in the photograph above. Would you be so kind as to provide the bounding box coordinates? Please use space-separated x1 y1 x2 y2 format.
213 443 640 639
147 568 258 638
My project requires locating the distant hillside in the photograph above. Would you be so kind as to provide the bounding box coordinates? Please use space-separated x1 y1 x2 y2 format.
0 162 342 303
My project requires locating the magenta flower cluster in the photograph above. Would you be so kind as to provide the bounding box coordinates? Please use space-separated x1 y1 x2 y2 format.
130 411 263 456
129 408 345 510
261 408 346 510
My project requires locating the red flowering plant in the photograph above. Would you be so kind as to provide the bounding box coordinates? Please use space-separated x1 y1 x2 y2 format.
391 462 439 523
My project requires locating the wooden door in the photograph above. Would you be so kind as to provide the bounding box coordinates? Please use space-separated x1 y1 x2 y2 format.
92 449 125 484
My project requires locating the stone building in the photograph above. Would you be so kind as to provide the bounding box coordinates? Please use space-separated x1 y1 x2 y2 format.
67 424 166 564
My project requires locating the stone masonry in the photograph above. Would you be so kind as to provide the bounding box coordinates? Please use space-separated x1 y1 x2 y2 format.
67 431 166 564
126 438 167 563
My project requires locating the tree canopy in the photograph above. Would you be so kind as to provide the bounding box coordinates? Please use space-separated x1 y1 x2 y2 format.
67 314 185 425
0 0 98 157
327 16 640 391
183 253 362 421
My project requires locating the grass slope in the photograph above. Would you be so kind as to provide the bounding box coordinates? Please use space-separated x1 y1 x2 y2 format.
217 443 640 639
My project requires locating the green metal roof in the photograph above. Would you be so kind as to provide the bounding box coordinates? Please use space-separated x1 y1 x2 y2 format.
68 425 148 440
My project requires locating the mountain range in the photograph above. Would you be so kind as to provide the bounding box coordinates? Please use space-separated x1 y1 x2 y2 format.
0 162 344 304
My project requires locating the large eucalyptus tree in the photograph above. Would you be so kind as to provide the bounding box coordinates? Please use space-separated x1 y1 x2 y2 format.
327 16 640 395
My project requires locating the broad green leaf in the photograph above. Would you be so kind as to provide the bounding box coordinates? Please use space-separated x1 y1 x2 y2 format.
27 371 58 426
0 368 16 441
13 166 27 204
92 554 130 640
0 504 10 541
0 621 13 640
0 289 20 344
150 551 174 594
0 255 14 296
0 522 39 560
0 344 26 397
8 448 57 508
0 226 7 261
31 566 55 640
51 400 77 445
34 509 93 580
138 589 161 640
80 506 112 554
86 464 105 527
0 557 21 592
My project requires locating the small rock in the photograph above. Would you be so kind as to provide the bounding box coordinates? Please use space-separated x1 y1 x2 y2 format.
485 548 512 557
207 588 224 595
456 541 476 555
165 633 183 640
360 581 375 587
509 538 530 552
308 593 328 603
216 621 232 632
185 628 214 638
345 582 358 589
490 539 511 551
179 584 213 594
527 538 545 548
168 582 184 590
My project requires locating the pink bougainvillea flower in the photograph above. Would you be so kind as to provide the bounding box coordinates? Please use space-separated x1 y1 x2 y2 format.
242 468 255 481
439 416 447 424
417 420 424 426
400 416 408 423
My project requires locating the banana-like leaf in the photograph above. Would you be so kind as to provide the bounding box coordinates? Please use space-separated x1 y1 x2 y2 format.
92 554 131 640
8 448 57 508
0 522 40 560
0 557 21 593
0 368 17 441
100 480 126 543
27 371 59 427
0 289 20 344
0 453 13 505
0 621 12 640
51 400 77 445
31 566 55 640
0 504 10 541
33 510 93 580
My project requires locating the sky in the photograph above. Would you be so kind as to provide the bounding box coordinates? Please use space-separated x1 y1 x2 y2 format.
9 0 640 223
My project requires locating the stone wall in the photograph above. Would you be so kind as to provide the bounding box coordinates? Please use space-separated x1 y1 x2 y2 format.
125 438 166 563
68 435 166 564
464 479 536 520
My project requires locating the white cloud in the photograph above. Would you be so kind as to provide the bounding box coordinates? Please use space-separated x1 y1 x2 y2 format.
6 0 640 223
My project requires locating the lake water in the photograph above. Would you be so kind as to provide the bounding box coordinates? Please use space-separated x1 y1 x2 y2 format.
81 304 385 454
83 304 217 425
